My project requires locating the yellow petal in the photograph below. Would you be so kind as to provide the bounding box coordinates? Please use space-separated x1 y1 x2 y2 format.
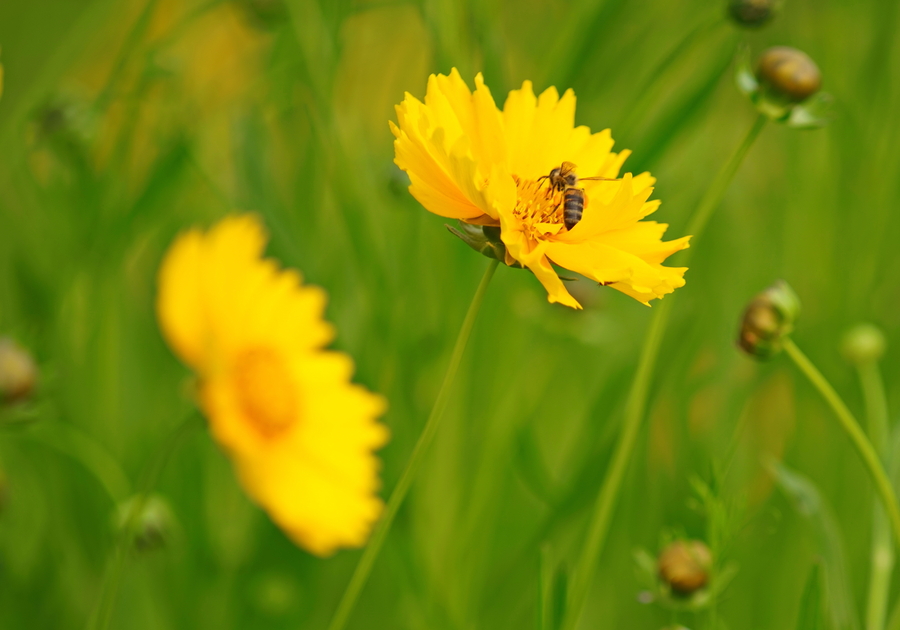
500 211 582 309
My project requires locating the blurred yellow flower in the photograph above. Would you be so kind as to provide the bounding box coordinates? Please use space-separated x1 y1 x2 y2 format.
391 70 691 308
156 215 388 556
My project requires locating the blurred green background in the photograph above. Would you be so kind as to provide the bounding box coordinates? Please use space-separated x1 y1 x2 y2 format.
1 0 899 628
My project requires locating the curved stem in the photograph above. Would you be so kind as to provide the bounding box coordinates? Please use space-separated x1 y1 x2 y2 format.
327 259 500 630
86 411 201 630
563 114 766 630
783 339 900 551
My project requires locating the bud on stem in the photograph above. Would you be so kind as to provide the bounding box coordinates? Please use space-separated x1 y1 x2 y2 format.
737 280 800 359
658 540 712 596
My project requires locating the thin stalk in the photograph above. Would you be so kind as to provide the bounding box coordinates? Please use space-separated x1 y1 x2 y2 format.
327 259 500 630
783 339 900 552
562 114 767 630
860 358 894 630
85 411 201 630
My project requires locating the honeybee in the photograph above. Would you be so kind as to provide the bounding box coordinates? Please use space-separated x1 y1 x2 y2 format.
538 161 620 230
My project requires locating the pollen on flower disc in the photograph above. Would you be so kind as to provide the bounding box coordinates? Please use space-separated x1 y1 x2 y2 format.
233 347 298 438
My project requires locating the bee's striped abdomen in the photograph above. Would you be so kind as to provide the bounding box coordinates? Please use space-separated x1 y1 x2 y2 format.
563 188 585 230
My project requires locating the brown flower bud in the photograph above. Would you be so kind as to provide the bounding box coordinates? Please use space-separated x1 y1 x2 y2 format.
756 47 822 103
737 280 800 359
728 0 777 28
0 338 38 404
658 540 712 595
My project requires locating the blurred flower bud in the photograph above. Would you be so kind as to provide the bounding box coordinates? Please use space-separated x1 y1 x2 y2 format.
728 0 777 28
737 280 800 359
756 47 822 103
115 494 175 553
841 323 886 366
658 540 712 595
0 338 38 404
252 572 300 617
736 46 831 128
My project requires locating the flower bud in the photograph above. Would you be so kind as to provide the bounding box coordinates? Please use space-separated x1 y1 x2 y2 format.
756 47 822 103
728 0 777 28
658 540 712 595
737 280 800 359
115 494 175 553
446 221 520 266
0 338 38 404
841 323 886 366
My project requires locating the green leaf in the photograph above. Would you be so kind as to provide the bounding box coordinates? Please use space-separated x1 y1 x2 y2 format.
796 562 825 630
514 426 557 505
552 562 569 630
787 92 835 130
735 46 759 97
769 460 860 630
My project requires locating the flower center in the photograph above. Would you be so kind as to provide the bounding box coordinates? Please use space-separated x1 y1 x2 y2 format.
512 176 566 242
233 347 298 438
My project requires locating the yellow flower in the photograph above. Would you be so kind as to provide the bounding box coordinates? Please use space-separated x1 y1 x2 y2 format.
156 215 388 556
390 70 691 309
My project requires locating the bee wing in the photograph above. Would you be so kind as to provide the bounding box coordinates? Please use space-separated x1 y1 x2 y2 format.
580 176 622 182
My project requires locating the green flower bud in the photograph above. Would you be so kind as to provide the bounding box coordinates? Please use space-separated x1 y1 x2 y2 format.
756 47 822 103
841 323 886 366
446 221 521 267
728 0 777 28
0 338 38 405
115 494 175 553
658 540 712 596
252 572 300 617
737 280 800 359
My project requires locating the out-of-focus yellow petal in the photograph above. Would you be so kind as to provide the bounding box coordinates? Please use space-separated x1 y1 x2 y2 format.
157 214 387 556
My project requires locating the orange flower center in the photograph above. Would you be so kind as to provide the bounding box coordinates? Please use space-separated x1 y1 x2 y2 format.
233 347 297 438
512 176 566 242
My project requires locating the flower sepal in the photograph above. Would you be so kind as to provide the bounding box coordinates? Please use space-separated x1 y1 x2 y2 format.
446 222 522 268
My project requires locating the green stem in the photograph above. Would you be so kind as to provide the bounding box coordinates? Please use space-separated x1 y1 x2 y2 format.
783 339 900 552
860 360 891 459
326 259 500 630
562 114 766 630
868 504 894 630
859 359 893 630
686 113 767 239
85 411 200 630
